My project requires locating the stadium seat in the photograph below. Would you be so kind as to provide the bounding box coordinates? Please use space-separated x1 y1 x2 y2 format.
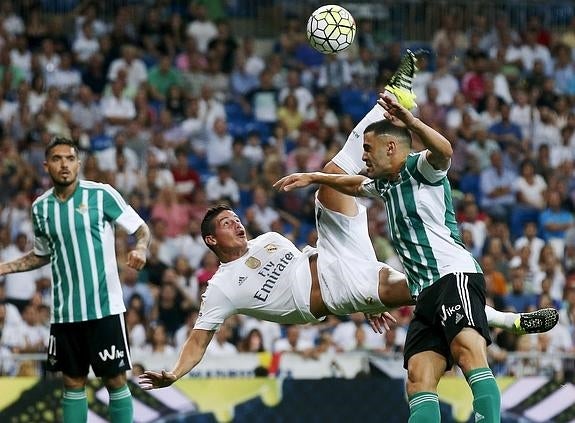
339 89 378 124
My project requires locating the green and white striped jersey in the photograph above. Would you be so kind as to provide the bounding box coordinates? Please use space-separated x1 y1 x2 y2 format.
32 180 145 323
362 151 481 298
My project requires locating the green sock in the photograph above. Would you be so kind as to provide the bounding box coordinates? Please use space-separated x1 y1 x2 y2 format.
408 392 440 423
108 384 133 423
465 368 501 423
62 387 88 423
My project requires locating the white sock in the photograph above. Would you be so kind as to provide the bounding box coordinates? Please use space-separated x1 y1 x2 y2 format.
485 305 519 329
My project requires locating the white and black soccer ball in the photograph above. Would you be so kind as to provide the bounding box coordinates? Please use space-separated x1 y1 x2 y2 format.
306 4 356 54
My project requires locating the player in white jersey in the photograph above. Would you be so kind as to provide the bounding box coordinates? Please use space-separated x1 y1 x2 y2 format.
0 137 151 423
274 94 506 422
139 53 557 394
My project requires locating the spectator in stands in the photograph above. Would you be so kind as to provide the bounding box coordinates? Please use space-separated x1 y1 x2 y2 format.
229 138 256 196
430 54 460 106
205 164 240 206
175 308 200 350
277 93 303 138
467 124 501 171
70 85 102 133
479 150 516 221
152 272 190 338
1 232 49 312
488 102 523 153
205 117 233 169
515 221 546 270
151 186 191 238
148 55 182 103
238 328 266 353
504 265 538 312
107 44 147 92
539 190 574 245
186 3 218 54
534 244 566 301
141 323 176 358
279 69 313 117
332 312 386 352
273 325 315 357
100 78 136 137
205 319 239 356
125 307 147 352
511 159 547 239
121 266 154 314
531 105 561 154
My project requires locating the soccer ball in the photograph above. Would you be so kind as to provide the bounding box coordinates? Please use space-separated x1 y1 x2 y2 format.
306 5 356 54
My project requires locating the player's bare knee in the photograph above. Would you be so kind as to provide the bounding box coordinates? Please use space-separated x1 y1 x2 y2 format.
378 268 413 307
63 374 88 389
103 372 128 390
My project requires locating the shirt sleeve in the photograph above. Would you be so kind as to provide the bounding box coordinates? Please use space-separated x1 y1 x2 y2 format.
102 184 145 234
360 178 384 199
416 150 449 184
31 206 50 257
194 284 236 331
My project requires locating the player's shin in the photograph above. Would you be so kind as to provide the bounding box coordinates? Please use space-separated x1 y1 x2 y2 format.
62 387 88 423
108 384 133 423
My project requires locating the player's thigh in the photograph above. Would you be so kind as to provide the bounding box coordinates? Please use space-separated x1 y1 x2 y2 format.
450 328 489 374
48 322 91 378
439 273 491 371
88 314 132 378
406 350 447 396
403 312 451 371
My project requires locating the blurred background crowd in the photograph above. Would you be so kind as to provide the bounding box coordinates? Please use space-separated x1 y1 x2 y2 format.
0 0 574 381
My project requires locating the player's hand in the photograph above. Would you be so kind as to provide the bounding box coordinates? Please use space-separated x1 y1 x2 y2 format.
273 173 314 192
126 248 147 270
365 311 397 334
139 370 177 390
377 94 416 128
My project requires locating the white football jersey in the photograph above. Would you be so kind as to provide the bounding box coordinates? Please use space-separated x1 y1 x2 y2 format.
194 232 322 331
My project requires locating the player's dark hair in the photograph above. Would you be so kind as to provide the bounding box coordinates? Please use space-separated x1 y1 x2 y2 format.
364 119 412 147
45 136 79 158
201 204 233 244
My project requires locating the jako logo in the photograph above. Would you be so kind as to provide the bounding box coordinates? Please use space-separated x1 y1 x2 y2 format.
98 345 125 361
440 304 461 326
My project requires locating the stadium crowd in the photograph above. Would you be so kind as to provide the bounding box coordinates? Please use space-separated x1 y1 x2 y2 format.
0 0 574 380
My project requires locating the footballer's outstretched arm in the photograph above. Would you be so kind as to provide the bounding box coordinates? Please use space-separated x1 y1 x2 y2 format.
139 328 215 389
274 172 369 197
0 251 50 275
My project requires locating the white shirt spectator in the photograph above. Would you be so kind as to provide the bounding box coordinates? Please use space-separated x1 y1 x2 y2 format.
205 173 240 205
107 57 148 90
432 73 460 106
186 20 218 53
514 174 547 210
205 338 238 356
1 243 49 302
332 319 385 351
47 67 82 95
72 29 100 63
100 93 136 137
273 334 314 353
0 99 18 125
10 49 31 78
205 125 233 168
173 234 209 270
279 86 314 117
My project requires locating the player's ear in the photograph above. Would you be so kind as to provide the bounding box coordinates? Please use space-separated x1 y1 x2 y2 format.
205 235 216 246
